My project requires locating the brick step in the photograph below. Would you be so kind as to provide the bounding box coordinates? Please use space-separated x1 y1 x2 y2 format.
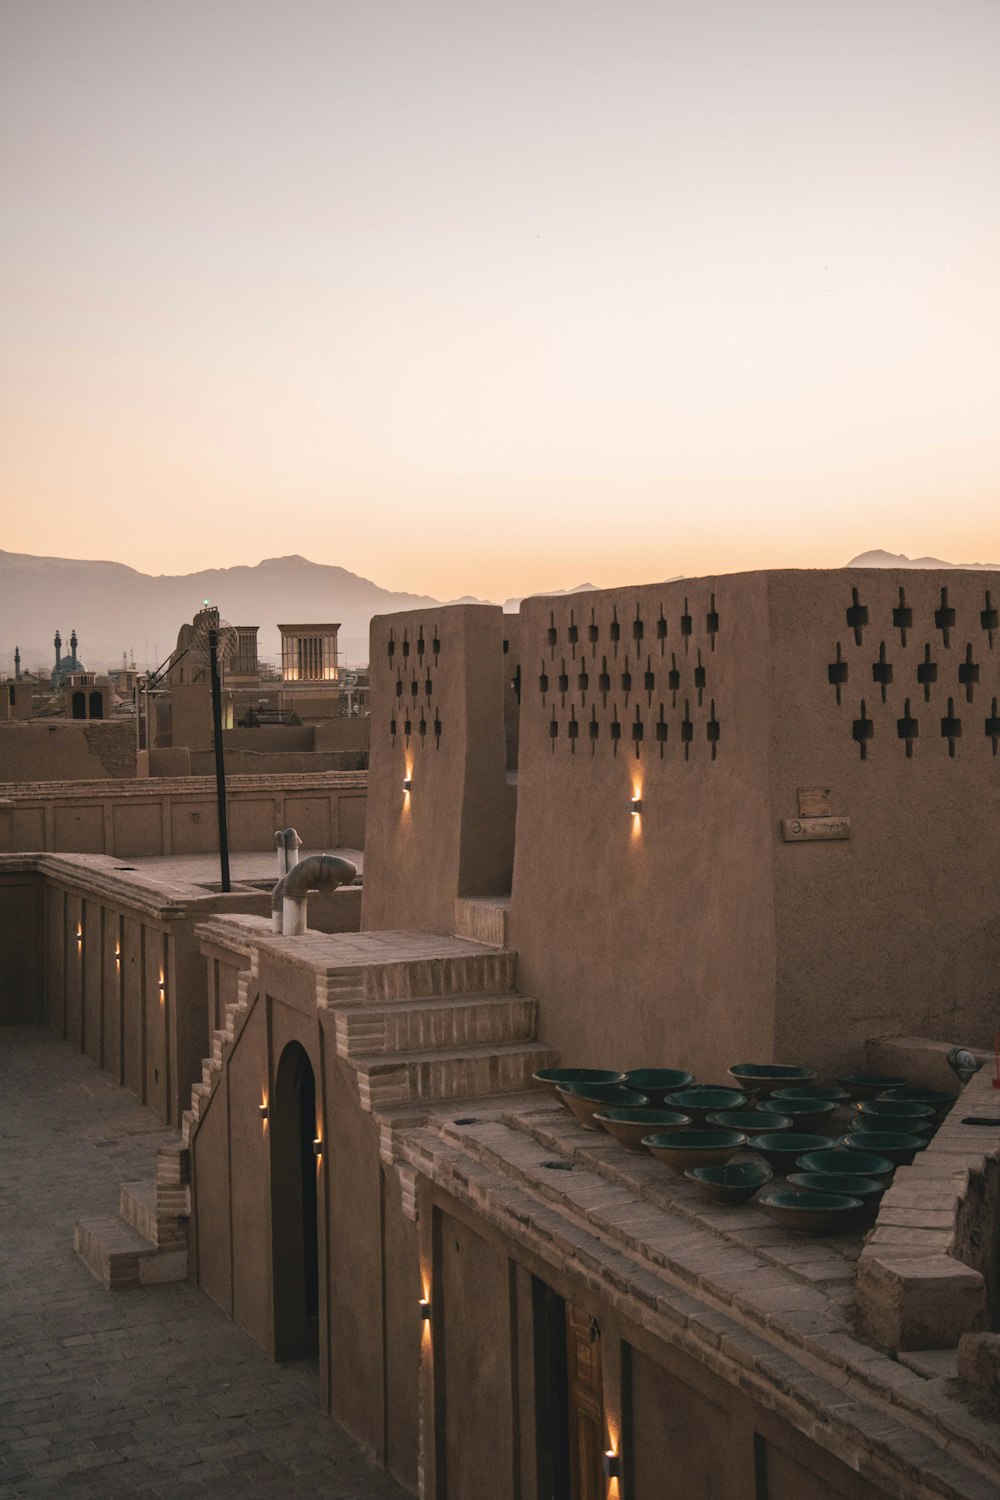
454 896 510 948
351 1039 559 1112
73 1215 187 1290
323 948 517 1005
335 993 537 1058
119 1180 188 1250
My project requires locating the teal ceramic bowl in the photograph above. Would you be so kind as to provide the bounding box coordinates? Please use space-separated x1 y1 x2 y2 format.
836 1073 908 1100
795 1147 895 1181
772 1085 850 1104
555 1083 649 1131
760 1098 838 1131
757 1187 863 1235
706 1109 792 1136
879 1087 954 1116
668 1087 748 1123
684 1160 773 1204
729 1063 817 1095
855 1098 935 1127
623 1068 695 1103
593 1107 692 1152
533 1067 627 1094
643 1129 747 1175
787 1171 886 1213
751 1132 832 1171
841 1130 925 1165
847 1114 932 1138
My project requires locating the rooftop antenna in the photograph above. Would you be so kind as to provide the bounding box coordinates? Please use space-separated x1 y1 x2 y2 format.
191 609 238 892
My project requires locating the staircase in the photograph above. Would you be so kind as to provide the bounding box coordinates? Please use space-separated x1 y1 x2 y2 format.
74 1145 189 1289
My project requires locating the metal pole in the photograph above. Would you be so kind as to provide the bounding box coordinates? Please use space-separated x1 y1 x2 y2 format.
208 629 231 892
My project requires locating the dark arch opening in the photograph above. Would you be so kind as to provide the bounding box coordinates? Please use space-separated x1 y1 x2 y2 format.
270 1040 319 1358
71 691 86 719
88 691 103 720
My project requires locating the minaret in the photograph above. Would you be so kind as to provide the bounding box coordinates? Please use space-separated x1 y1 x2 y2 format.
54 629 62 673
70 630 78 670
14 646 21 679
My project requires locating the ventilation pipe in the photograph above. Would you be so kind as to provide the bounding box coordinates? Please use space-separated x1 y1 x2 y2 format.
272 854 357 937
946 1047 983 1088
272 828 303 930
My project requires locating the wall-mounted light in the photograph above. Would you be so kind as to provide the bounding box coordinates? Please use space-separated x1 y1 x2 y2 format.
630 797 642 815
114 944 121 965
418 1297 431 1321
403 777 413 793
158 974 166 1004
259 1103 269 1121
313 1137 323 1157
602 1450 621 1480
75 923 83 947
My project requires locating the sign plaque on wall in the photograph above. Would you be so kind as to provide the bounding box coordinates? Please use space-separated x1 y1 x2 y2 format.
782 817 851 842
797 787 832 818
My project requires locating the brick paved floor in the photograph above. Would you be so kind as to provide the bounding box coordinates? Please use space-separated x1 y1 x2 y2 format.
0 1027 407 1499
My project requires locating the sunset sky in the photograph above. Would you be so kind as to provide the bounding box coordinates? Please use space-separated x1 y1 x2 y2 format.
2 0 999 601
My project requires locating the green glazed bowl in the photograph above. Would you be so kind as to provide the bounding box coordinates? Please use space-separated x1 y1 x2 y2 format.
836 1073 908 1100
555 1083 649 1131
841 1130 925 1165
757 1187 863 1235
855 1098 935 1126
668 1087 748 1122
795 1147 895 1181
787 1171 886 1212
772 1085 850 1104
880 1087 954 1115
751 1132 832 1171
684 1160 773 1204
729 1063 817 1095
643 1129 747 1175
623 1068 695 1103
760 1098 838 1131
593 1107 692 1152
706 1109 792 1136
533 1067 626 1094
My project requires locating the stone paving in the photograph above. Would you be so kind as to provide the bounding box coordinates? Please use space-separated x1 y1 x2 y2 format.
0 1026 407 1500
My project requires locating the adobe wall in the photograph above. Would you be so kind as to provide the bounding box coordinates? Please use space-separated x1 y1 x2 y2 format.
508 574 776 1082
363 605 514 934
188 938 420 1490
419 1189 888 1500
765 569 1000 1071
506 568 1000 1081
0 772 366 857
0 720 137 781
0 853 271 1125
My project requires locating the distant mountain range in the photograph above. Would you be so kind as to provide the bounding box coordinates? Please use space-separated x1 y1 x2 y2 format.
0 550 603 675
847 549 1000 571
2 548 996 676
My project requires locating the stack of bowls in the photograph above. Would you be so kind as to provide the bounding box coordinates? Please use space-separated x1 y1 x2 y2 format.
840 1130 925 1166
850 1099 935 1135
751 1132 832 1172
786 1170 886 1221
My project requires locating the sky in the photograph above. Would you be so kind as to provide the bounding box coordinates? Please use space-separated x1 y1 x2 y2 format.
2 0 999 601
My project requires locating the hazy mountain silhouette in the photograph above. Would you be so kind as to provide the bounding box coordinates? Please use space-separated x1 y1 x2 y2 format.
0 551 602 675
0 551 442 674
848 549 1000 570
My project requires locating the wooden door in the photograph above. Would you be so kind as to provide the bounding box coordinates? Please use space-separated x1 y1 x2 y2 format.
566 1304 604 1500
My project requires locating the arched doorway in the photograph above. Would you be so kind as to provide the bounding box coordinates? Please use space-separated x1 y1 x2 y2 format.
88 691 103 719
270 1041 320 1358
71 691 85 719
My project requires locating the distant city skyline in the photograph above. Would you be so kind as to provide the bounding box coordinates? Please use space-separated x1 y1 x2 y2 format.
2 0 998 601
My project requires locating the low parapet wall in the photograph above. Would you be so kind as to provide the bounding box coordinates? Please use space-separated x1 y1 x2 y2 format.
858 1063 1000 1350
0 771 366 858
